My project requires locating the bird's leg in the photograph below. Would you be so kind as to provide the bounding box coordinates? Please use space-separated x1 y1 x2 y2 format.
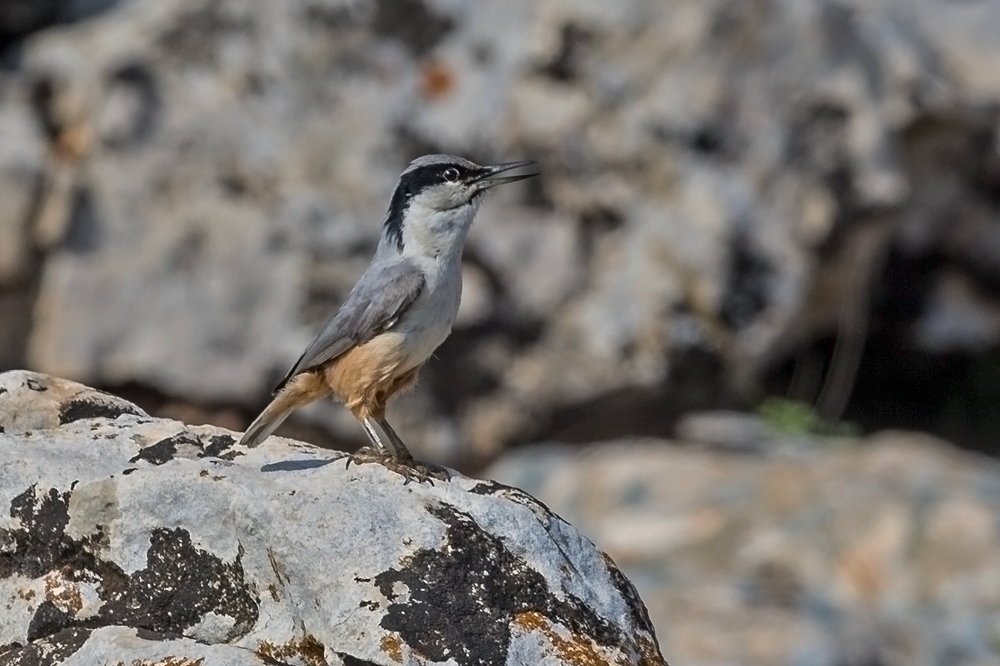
377 416 451 483
361 417 392 455
347 416 451 483
347 417 393 470
375 417 416 463
345 408 451 483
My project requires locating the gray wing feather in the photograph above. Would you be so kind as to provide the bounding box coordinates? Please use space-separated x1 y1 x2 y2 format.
276 259 425 391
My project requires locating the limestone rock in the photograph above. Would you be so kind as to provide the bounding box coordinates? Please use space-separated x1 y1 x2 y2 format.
0 370 666 666
3 0 1000 458
489 434 1000 666
0 369 144 433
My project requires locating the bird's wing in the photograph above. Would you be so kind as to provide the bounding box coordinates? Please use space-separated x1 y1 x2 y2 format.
275 258 426 392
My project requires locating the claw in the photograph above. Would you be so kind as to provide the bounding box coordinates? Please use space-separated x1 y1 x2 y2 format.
346 419 451 484
344 448 449 485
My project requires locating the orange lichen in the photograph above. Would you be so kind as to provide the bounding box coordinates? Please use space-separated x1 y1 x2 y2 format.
637 636 668 666
256 634 327 666
512 611 613 666
44 572 83 615
380 634 404 663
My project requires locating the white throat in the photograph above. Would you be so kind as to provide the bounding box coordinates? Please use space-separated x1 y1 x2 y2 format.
399 200 479 272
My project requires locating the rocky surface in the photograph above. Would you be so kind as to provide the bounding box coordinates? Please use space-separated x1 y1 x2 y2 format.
489 431 1000 666
0 370 666 666
0 0 998 460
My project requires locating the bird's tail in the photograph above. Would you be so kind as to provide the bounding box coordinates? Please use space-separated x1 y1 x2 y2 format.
239 402 293 449
238 373 329 448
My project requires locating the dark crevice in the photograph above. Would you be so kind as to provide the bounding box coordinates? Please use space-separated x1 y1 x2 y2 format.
0 626 92 664
0 0 122 57
336 654 382 666
691 126 726 155
764 110 1000 457
720 230 774 331
765 243 1000 456
534 348 742 445
767 338 1000 458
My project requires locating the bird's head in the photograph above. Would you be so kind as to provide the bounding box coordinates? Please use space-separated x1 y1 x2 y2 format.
381 154 537 255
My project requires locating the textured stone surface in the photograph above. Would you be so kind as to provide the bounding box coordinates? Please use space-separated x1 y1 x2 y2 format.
489 434 1000 666
1 0 1000 458
1 626 270 666
0 370 665 666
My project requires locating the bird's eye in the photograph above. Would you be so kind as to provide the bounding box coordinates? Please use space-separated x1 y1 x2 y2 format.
443 168 460 182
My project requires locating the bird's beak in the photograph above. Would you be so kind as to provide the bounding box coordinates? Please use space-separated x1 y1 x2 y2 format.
472 160 538 190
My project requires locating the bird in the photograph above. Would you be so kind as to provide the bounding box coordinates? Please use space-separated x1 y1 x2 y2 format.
239 154 537 478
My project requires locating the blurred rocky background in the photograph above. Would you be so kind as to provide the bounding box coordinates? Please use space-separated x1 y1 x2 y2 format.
489 433 1000 666
1 0 1000 663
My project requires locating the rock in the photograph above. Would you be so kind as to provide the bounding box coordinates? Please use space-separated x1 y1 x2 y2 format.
1 0 1000 459
674 410 772 451
488 433 1000 666
0 369 144 433
0 370 666 666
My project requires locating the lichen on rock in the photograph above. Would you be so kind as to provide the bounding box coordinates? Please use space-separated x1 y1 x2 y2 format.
0 370 666 666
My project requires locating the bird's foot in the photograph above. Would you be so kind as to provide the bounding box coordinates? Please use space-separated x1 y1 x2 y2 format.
345 447 451 485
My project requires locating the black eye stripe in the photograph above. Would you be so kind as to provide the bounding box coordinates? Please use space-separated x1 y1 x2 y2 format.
396 163 475 198
384 162 479 251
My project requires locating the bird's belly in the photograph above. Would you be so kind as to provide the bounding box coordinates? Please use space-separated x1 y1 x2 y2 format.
394 311 452 370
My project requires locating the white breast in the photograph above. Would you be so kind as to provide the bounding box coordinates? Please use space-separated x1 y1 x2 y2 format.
392 257 463 370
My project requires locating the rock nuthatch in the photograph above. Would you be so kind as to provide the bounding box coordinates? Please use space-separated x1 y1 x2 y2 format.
239 155 537 478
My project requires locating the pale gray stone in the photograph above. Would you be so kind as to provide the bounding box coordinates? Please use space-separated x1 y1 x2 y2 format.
0 370 666 666
3 0 1000 460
